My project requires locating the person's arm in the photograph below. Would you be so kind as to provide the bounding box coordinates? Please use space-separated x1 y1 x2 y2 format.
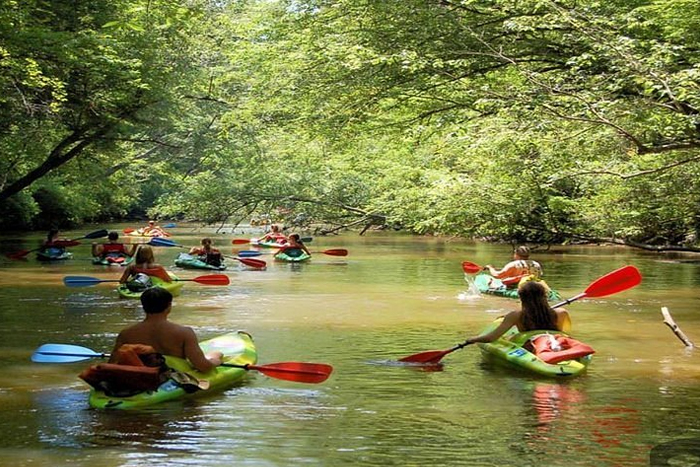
125 244 136 256
182 327 222 372
463 311 520 345
119 265 133 283
92 243 102 257
108 332 126 363
556 309 572 333
188 247 201 255
486 262 517 279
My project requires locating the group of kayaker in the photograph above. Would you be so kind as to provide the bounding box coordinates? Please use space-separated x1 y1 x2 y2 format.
465 246 569 346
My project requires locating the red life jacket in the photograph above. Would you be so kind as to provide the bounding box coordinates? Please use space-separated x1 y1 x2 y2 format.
531 334 595 364
102 243 126 254
133 266 171 282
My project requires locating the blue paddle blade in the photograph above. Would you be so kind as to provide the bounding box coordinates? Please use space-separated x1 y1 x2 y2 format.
162 223 176 228
63 276 105 287
149 237 178 247
237 250 262 257
31 344 104 363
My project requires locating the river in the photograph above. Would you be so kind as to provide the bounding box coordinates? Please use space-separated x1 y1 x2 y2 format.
0 225 698 466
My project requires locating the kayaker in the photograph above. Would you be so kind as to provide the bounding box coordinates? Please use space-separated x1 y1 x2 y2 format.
142 220 169 237
109 287 223 373
485 245 543 286
260 224 287 243
40 229 67 255
92 231 135 259
189 237 223 266
462 281 571 345
120 245 172 289
278 233 310 256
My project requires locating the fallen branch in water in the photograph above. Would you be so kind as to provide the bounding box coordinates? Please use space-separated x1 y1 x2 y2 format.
661 307 695 348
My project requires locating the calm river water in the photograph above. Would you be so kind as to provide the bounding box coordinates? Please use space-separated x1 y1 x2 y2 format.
0 225 699 467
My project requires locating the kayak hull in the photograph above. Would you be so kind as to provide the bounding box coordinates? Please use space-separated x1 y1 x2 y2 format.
92 255 134 266
274 248 311 263
174 252 227 271
477 318 592 378
251 238 287 248
87 331 257 410
470 273 561 301
117 272 184 299
36 249 73 261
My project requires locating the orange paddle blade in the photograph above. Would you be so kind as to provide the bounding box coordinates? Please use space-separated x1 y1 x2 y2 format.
189 274 230 285
399 349 454 364
232 239 251 245
462 261 482 274
237 257 267 268
123 228 135 234
322 249 348 256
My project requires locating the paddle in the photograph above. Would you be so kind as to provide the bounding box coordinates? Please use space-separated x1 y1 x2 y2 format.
149 237 266 268
31 344 333 384
63 274 230 287
236 250 263 257
317 249 348 256
399 265 643 364
7 229 109 260
462 261 485 274
231 237 313 245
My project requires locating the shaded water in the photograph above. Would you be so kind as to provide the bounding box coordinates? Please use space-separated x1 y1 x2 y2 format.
1 225 699 466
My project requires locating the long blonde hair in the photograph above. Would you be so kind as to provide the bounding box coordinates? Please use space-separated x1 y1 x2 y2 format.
134 245 155 265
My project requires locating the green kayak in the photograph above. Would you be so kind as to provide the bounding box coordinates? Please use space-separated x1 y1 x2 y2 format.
174 252 227 271
36 249 73 261
251 238 287 248
470 273 561 301
477 317 594 378
92 255 134 266
117 271 184 299
87 331 257 410
274 248 311 263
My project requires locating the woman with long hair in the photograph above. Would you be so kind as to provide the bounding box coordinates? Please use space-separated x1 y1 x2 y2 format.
463 281 570 345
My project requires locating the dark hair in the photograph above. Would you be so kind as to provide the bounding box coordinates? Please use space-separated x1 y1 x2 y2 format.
108 231 119 241
515 246 530 259
518 281 557 331
140 287 173 314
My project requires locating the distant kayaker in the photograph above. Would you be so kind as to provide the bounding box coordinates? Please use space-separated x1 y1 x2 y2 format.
485 245 543 286
189 237 223 266
92 231 135 259
120 245 172 288
40 228 67 254
141 220 170 237
462 281 571 345
260 224 287 243
278 233 311 256
109 287 223 373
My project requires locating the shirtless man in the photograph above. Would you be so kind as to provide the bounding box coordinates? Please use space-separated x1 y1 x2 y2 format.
109 287 222 372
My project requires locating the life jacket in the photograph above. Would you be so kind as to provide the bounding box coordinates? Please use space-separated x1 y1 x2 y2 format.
78 344 208 396
78 344 168 396
102 243 126 255
132 266 172 282
192 248 222 266
530 334 595 364
501 260 543 287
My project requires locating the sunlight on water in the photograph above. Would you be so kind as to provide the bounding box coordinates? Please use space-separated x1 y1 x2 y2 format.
0 227 699 466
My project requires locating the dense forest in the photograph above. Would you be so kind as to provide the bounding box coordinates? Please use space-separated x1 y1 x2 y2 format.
1 0 699 249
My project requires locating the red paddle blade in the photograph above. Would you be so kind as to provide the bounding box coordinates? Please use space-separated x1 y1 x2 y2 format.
232 239 251 245
399 349 452 364
462 261 482 274
249 362 333 383
584 265 642 298
7 250 31 260
123 228 135 234
322 249 348 256
237 257 267 268
191 274 230 285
